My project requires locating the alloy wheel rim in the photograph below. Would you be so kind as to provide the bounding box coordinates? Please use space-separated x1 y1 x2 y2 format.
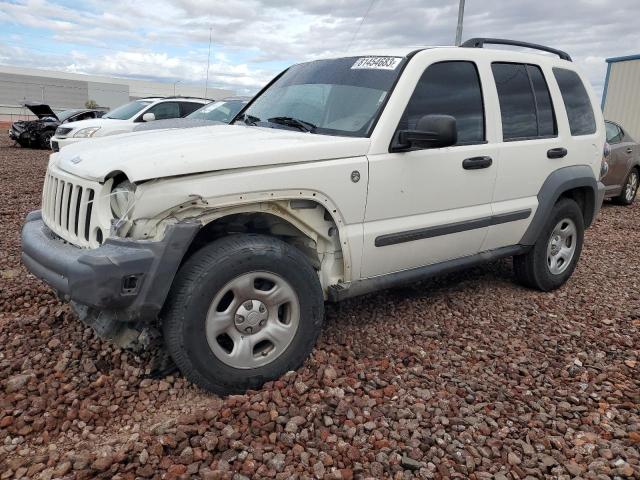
626 172 638 202
546 218 577 275
205 271 300 369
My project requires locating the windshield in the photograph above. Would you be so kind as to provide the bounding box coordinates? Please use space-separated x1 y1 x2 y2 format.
188 100 247 123
104 100 153 120
57 110 82 122
239 56 406 137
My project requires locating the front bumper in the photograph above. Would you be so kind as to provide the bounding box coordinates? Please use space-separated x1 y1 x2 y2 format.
21 211 200 322
9 126 23 141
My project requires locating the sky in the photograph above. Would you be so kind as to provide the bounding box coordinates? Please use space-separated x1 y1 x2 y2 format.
0 0 639 98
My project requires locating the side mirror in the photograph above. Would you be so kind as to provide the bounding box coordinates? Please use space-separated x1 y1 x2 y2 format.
392 114 457 151
142 112 156 122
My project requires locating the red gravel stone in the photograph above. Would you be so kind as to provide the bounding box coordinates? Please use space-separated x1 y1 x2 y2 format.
0 132 639 478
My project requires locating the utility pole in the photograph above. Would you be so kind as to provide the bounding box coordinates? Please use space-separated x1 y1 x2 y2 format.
204 26 212 98
455 0 466 46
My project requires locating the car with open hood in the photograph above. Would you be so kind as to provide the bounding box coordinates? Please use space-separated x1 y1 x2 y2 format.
9 103 105 149
132 96 251 133
22 38 607 395
50 97 210 151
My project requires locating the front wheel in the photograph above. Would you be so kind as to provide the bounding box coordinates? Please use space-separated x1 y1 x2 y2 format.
162 234 324 394
614 168 639 205
513 198 584 291
38 130 54 149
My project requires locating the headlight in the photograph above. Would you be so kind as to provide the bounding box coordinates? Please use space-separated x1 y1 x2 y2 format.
110 179 136 219
73 127 101 138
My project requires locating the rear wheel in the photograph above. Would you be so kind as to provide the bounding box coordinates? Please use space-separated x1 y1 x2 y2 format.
514 198 584 291
162 234 324 394
614 168 639 205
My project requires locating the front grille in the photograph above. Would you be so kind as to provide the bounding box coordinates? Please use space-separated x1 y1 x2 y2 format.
41 166 108 248
55 127 73 137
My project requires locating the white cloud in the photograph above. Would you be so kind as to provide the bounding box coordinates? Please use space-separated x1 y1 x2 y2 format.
0 0 638 96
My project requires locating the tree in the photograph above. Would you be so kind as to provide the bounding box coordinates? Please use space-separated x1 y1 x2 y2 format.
85 99 98 109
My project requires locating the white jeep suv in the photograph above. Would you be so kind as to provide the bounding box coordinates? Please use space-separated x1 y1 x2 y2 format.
23 38 607 394
50 97 209 151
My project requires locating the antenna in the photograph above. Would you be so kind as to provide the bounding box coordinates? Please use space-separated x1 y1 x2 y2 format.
204 26 212 98
455 0 466 46
347 0 376 51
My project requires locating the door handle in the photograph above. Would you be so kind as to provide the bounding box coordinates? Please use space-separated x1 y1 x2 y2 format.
547 147 568 159
627 147 633 154
462 156 493 170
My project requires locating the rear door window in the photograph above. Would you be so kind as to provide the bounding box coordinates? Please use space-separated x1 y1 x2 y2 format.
491 63 557 141
553 68 596 136
605 122 623 144
527 65 556 137
179 102 203 117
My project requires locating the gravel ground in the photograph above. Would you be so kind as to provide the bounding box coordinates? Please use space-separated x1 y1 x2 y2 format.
0 132 639 480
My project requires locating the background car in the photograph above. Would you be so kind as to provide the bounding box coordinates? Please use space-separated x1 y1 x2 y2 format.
132 96 250 132
50 96 210 151
8 103 105 149
604 120 640 204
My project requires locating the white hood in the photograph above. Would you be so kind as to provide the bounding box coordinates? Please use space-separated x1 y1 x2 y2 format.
52 124 370 182
62 117 129 132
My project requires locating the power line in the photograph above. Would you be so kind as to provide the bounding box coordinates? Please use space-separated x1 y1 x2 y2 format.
347 0 377 51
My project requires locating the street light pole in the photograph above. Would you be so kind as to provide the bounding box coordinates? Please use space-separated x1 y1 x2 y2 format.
205 26 212 98
173 80 182 95
455 0 466 46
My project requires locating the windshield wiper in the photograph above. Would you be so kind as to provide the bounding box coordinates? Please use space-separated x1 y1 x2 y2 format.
267 116 316 133
237 113 260 126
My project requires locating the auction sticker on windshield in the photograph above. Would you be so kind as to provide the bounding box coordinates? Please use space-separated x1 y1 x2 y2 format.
351 57 402 70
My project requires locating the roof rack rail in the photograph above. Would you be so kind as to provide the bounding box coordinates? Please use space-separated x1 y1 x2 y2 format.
163 95 214 101
460 38 572 62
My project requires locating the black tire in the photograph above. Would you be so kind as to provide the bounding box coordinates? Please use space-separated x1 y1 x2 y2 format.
613 167 639 206
513 198 584 291
38 130 54 149
162 234 324 395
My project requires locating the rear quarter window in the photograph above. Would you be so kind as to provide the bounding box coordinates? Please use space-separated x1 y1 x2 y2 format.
553 68 596 136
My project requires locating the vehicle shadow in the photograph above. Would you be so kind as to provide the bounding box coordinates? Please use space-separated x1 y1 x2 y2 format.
324 257 514 327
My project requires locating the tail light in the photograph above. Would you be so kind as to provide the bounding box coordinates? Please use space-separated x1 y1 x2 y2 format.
600 142 610 179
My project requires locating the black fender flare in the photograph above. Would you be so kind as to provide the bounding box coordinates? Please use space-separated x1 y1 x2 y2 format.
520 165 603 246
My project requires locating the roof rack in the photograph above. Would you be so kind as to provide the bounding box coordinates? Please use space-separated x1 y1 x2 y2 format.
461 38 572 62
163 95 214 101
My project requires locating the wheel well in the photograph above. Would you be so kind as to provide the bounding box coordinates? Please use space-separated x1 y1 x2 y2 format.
559 186 595 227
183 212 320 266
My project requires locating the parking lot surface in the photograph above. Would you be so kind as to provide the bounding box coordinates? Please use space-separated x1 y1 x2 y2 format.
0 133 638 479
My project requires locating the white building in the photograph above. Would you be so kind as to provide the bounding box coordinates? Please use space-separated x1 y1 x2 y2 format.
602 54 640 140
0 64 234 122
